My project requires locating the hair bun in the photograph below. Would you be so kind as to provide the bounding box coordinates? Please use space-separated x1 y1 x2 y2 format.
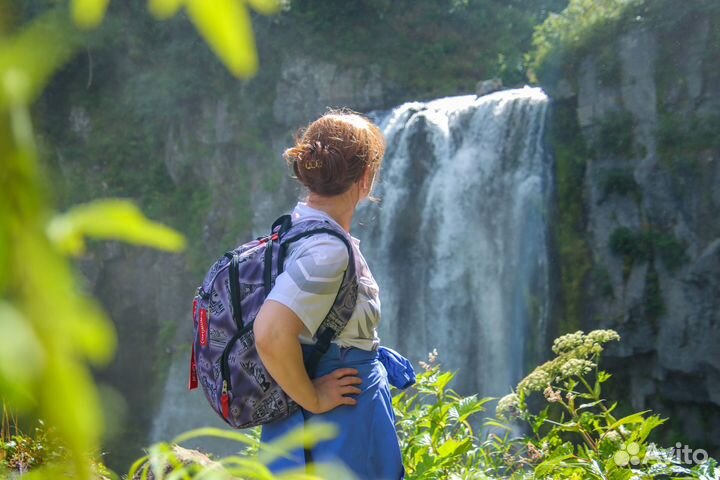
283 111 385 197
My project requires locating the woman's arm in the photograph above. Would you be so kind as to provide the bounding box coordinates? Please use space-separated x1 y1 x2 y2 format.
254 299 362 414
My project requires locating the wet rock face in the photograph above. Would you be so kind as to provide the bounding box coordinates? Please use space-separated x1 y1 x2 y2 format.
547 12 720 451
273 56 385 127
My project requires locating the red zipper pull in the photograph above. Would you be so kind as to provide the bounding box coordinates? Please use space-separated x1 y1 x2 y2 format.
221 380 230 418
199 308 209 347
188 343 198 390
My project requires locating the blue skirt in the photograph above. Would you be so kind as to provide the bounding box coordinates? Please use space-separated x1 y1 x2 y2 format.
261 344 406 479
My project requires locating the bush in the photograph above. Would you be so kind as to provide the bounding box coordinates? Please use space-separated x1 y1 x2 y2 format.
391 330 719 479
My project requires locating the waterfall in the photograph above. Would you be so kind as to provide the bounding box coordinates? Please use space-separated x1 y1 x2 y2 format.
356 87 552 398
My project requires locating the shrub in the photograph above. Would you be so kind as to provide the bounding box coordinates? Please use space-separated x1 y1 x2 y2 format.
596 110 636 158
393 330 719 479
598 168 640 204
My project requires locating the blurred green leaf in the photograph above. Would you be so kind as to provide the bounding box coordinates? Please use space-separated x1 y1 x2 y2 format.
246 0 282 15
0 9 81 110
148 0 185 20
185 0 258 77
71 0 110 29
256 422 338 465
47 199 186 255
0 302 43 407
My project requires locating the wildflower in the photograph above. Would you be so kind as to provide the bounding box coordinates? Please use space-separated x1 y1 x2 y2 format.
558 358 595 378
518 368 553 394
496 393 520 419
587 329 620 344
603 430 621 444
543 385 562 403
419 348 439 370
527 442 544 462
551 330 584 355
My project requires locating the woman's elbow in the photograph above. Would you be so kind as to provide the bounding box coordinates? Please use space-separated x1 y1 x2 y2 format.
254 301 304 355
253 312 276 355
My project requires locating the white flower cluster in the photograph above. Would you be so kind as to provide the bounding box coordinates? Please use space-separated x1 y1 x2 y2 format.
557 358 595 377
552 329 620 357
518 367 553 394
496 393 520 419
513 329 620 397
551 330 584 354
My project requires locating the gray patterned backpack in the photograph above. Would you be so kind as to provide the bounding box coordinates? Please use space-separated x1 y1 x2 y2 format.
188 214 358 428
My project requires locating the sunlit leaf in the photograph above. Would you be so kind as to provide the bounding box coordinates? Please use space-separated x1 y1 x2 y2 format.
185 0 258 77
257 422 338 465
41 357 104 478
246 0 282 15
0 302 43 407
148 0 185 19
173 426 258 446
71 0 111 29
0 9 81 110
606 410 651 431
48 199 186 255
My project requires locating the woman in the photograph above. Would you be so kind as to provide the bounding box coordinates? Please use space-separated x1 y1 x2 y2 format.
253 110 413 479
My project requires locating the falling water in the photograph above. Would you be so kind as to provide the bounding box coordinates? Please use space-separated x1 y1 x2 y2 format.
356 87 552 398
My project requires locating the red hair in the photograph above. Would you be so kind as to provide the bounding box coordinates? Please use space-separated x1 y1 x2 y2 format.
284 110 385 196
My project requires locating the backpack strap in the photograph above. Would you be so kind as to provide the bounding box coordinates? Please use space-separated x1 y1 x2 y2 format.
271 216 359 375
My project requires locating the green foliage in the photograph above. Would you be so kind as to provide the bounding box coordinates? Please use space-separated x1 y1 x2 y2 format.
489 330 718 479
528 0 644 82
529 0 720 85
595 110 635 158
658 111 720 176
282 0 568 97
609 227 652 264
1 410 66 474
392 357 491 479
598 169 640 204
128 425 354 479
549 99 592 332
591 265 614 299
47 199 185 255
393 331 718 479
71 0 280 76
643 262 664 322
609 227 688 275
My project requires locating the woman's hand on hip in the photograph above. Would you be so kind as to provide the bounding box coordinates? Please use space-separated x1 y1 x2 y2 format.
309 368 362 414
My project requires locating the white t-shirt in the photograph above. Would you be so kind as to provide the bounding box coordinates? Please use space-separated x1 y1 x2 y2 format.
266 202 381 351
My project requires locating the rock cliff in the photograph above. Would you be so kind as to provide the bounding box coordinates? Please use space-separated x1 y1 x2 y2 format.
542 7 720 450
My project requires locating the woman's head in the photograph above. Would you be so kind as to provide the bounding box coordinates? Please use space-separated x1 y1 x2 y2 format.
284 110 385 200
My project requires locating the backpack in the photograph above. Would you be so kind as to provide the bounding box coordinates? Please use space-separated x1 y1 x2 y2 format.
188 214 359 429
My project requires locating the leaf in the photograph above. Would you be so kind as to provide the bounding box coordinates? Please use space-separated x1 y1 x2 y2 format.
0 9 82 110
456 395 491 423
578 399 606 410
256 422 338 464
71 0 111 29
185 0 258 77
173 427 259 446
0 302 44 405
148 0 185 19
48 199 186 255
437 437 471 458
606 411 652 431
484 420 513 432
246 0 282 15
